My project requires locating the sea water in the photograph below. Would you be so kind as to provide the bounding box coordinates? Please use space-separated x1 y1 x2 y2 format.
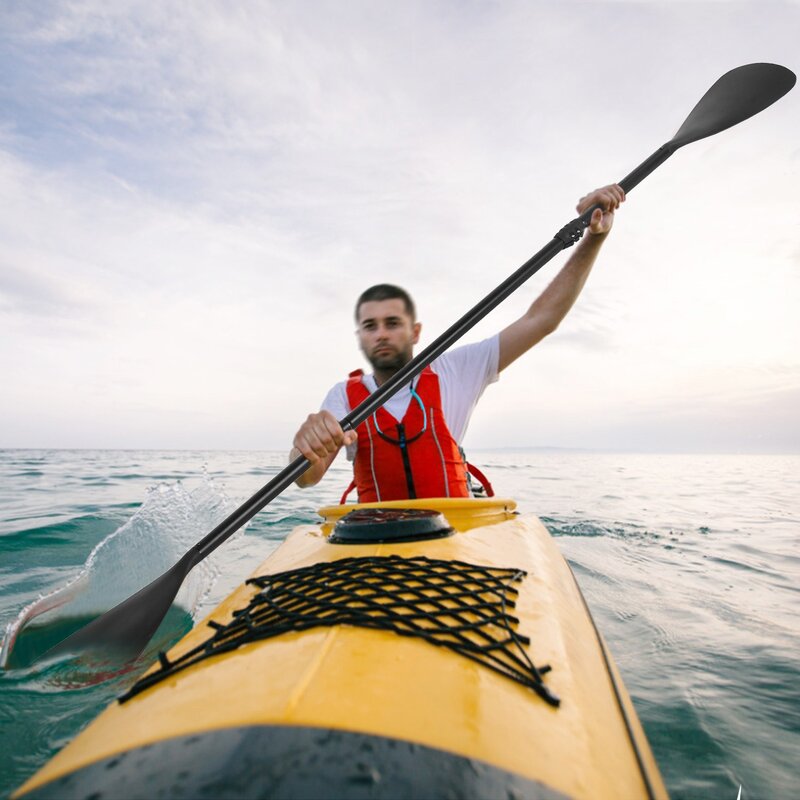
0 449 797 799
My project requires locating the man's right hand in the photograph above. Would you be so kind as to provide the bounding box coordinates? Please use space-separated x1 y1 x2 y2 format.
291 412 358 487
293 411 357 463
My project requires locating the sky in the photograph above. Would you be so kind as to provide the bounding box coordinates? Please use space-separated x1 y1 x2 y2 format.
0 1 797 453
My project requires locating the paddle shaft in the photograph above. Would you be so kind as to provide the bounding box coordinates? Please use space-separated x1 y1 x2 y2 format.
193 142 678 562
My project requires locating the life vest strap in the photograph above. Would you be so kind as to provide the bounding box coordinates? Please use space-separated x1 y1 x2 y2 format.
339 479 358 505
466 462 495 497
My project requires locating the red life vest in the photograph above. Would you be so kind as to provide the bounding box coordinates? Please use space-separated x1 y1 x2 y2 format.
344 367 471 503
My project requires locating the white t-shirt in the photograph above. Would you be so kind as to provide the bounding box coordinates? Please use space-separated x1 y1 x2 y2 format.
321 335 500 461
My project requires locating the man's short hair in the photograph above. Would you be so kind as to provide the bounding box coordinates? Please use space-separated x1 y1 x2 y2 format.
355 284 416 323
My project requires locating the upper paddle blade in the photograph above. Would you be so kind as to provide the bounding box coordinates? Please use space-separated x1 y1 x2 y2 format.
671 63 795 149
40 550 195 664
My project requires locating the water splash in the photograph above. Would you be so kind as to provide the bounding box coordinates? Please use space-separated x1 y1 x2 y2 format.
1 471 239 670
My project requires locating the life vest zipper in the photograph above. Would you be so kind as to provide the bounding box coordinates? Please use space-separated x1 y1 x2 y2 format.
396 423 417 499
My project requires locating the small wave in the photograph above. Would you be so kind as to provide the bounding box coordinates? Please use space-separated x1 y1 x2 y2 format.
543 517 616 538
705 554 784 582
0 516 121 558
273 512 320 527
548 520 607 538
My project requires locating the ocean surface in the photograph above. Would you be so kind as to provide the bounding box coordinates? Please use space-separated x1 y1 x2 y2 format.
0 448 797 799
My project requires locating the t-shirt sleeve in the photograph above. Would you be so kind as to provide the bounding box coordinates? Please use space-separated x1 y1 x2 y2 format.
320 381 349 420
430 335 499 445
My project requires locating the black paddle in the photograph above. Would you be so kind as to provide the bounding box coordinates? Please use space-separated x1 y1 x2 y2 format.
40 62 795 664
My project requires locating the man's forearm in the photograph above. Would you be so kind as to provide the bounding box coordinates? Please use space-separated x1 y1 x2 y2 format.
527 231 607 330
497 231 609 371
289 447 331 487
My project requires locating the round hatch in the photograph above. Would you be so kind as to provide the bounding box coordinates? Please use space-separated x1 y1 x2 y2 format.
329 507 454 544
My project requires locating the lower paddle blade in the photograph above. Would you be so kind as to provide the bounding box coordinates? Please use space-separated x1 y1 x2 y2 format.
671 63 795 149
40 551 195 664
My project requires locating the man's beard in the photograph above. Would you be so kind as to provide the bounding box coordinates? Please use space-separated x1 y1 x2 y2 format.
367 346 412 373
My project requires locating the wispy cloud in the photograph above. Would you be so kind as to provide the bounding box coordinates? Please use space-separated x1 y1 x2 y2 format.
0 1 798 450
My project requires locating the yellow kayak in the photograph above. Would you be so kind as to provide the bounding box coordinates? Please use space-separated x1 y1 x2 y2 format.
14 497 668 799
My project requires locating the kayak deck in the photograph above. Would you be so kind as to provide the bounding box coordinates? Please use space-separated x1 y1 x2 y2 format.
15 498 667 800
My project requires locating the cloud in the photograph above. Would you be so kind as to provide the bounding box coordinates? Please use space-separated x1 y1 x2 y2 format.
0 1 798 450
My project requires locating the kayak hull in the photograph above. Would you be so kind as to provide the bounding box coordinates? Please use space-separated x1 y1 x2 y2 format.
14 498 668 800
17 725 571 800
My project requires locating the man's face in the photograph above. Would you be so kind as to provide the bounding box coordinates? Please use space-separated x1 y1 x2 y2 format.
356 298 421 373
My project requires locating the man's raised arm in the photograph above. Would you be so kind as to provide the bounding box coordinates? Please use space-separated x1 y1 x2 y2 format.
498 184 625 372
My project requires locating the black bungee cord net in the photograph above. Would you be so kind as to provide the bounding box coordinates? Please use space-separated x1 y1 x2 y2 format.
119 555 558 707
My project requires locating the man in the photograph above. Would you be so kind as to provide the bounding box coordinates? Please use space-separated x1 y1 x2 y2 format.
291 184 625 500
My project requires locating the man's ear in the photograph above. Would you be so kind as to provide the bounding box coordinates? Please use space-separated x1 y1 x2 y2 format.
412 321 422 345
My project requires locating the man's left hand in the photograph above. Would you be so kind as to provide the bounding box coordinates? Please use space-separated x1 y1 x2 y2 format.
577 184 626 236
